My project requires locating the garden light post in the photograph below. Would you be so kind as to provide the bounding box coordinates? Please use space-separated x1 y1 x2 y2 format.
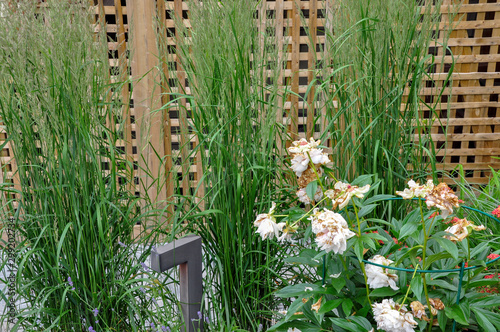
150 235 203 332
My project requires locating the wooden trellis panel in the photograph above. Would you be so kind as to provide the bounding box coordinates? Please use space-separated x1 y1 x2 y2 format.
1 0 499 208
425 0 500 184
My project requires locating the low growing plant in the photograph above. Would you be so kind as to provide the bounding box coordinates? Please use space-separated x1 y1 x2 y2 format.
255 137 500 332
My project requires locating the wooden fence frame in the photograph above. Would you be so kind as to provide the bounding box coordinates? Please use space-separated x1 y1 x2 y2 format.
1 0 499 212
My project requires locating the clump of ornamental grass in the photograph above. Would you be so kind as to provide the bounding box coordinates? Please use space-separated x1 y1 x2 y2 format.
314 0 450 212
0 1 178 330
165 0 293 329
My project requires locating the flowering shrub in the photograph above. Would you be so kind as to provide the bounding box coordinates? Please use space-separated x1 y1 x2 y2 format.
255 138 500 332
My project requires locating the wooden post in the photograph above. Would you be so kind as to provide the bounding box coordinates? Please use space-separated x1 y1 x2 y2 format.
128 0 166 208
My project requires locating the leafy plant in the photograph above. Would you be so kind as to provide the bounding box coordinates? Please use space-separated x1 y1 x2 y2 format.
256 136 500 332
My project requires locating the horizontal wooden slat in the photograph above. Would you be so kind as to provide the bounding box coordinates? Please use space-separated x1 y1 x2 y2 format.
422 3 500 14
432 37 500 47
436 148 500 156
416 133 500 141
431 118 500 126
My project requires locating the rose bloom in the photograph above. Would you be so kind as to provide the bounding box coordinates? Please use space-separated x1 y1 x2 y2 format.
309 208 355 254
254 202 285 240
443 217 486 242
372 299 417 332
366 255 399 290
277 225 297 243
425 183 460 218
290 153 310 177
325 181 370 210
396 179 434 199
296 187 323 204
287 137 320 154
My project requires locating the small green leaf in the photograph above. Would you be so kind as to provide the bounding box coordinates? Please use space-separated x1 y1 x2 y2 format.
275 283 322 298
331 277 346 293
360 234 376 250
434 236 459 260
369 287 399 297
424 252 453 268
399 223 418 239
357 204 378 218
306 180 318 201
347 316 373 331
285 297 309 321
342 298 353 316
318 299 343 314
473 308 496 332
330 318 366 332
471 295 500 308
470 242 489 258
354 237 365 261
365 232 387 242
427 278 457 291
410 275 423 302
444 304 469 326
470 308 500 329
437 310 447 332
364 194 395 205
351 175 373 187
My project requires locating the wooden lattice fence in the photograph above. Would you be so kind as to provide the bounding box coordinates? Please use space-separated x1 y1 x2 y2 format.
1 0 499 209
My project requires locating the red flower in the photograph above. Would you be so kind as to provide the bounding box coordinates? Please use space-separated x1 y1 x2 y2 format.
492 205 500 218
487 253 500 260
429 211 439 219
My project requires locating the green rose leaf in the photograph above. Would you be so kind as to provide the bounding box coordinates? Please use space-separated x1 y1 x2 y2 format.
369 287 399 297
318 298 343 314
433 236 459 260
306 180 318 201
410 275 423 302
444 304 469 326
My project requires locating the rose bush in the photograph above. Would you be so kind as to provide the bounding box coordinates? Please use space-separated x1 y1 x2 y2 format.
255 138 500 332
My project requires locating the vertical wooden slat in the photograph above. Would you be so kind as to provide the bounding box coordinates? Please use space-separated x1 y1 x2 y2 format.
324 0 334 150
438 0 456 173
489 8 500 165
306 0 317 139
157 0 176 220
289 0 300 142
129 0 166 206
275 0 285 153
174 0 191 198
114 0 135 193
464 0 486 181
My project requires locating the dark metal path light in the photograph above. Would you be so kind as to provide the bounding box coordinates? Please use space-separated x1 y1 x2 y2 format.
150 235 203 332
